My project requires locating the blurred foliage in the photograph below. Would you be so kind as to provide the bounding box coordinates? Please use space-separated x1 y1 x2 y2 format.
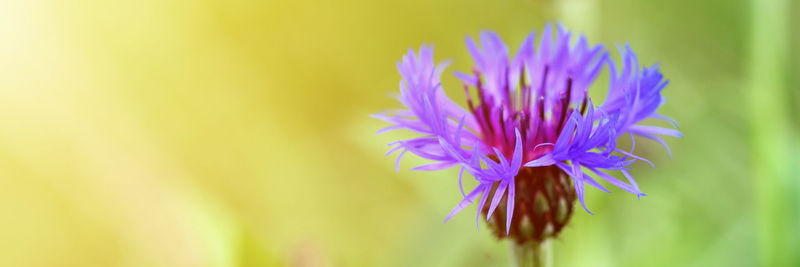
0 0 797 266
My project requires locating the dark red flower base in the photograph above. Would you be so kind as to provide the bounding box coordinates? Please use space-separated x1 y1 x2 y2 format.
483 165 576 244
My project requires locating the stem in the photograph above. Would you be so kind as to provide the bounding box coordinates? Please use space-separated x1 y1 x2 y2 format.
509 239 552 267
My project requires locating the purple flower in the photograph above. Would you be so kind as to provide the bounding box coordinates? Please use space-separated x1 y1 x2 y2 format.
374 24 680 243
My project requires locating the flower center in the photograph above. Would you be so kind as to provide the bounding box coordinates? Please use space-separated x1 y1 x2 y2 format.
464 66 588 163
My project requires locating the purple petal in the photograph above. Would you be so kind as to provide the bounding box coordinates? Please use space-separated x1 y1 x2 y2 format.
564 162 593 215
620 169 645 199
651 113 679 129
486 179 509 221
582 172 610 193
524 154 556 167
505 177 516 235
635 132 674 158
475 184 491 229
458 167 467 198
615 148 655 168
629 125 683 138
445 184 485 222
412 161 457 171
395 150 407 172
510 129 523 171
455 71 478 86
589 167 644 197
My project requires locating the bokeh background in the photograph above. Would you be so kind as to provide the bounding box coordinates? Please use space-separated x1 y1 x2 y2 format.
1 0 798 266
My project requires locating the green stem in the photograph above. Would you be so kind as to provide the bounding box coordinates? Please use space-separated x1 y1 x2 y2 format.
509 239 552 267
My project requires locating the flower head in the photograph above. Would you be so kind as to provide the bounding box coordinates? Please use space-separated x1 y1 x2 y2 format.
374 24 680 243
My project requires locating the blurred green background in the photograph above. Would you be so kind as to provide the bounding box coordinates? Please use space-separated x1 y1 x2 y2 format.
0 0 798 266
